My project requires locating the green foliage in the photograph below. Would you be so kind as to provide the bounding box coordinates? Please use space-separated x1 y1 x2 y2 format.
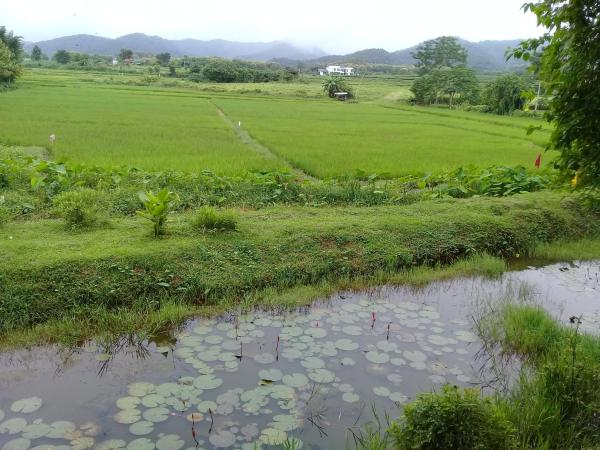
0 40 22 84
192 206 238 232
0 196 10 226
198 58 284 83
411 67 479 106
0 26 23 62
137 189 179 236
479 305 600 449
429 166 551 198
411 36 468 75
31 45 42 61
155 52 171 66
119 48 133 62
53 49 71 64
53 188 106 228
513 0 600 190
322 76 354 98
482 74 529 115
389 385 517 450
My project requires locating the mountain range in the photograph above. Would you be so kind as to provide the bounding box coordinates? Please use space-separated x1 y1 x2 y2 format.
24 33 526 70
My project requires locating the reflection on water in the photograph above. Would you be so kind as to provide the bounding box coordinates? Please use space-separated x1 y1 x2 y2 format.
0 261 598 449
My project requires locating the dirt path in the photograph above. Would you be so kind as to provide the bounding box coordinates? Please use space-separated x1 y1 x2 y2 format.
214 104 317 181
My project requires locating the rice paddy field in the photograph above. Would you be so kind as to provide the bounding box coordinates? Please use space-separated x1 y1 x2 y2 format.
0 69 552 178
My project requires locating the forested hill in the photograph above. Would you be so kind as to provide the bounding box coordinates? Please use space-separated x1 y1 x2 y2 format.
308 39 526 70
23 33 326 61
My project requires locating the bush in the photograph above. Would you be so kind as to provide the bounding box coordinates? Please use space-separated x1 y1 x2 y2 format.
0 206 10 226
53 188 106 228
192 206 238 232
137 189 179 236
389 385 516 450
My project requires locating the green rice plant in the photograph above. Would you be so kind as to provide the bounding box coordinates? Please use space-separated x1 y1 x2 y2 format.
389 385 517 450
137 189 179 236
192 206 238 232
53 188 106 228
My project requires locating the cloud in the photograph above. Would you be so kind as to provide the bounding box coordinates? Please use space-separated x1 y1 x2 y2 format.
5 0 541 53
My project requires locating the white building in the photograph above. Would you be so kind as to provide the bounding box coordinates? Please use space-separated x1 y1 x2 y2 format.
319 65 355 76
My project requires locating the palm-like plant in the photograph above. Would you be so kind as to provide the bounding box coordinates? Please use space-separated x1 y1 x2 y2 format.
137 189 179 236
0 27 23 61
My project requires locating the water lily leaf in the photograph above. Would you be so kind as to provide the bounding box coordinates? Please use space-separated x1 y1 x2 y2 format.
334 339 358 351
300 357 324 370
270 414 302 432
196 401 218 413
307 369 335 384
342 325 362 336
0 417 27 434
46 421 76 439
142 407 170 423
94 440 126 450
208 430 236 448
116 397 141 410
1 438 30 450
113 409 141 425
129 421 154 436
338 384 354 393
70 437 95 450
141 394 165 408
340 357 356 366
454 330 478 343
403 350 427 363
258 368 283 382
282 373 309 388
342 392 360 403
156 434 184 450
389 392 408 403
10 397 43 414
304 328 327 339
185 412 203 422
192 325 212 335
253 353 275 364
194 375 223 390
259 428 287 446
373 386 391 397
126 438 155 450
365 351 390 364
128 382 156 397
22 422 51 439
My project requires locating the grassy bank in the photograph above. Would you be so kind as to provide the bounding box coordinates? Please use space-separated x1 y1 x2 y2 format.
1 191 599 347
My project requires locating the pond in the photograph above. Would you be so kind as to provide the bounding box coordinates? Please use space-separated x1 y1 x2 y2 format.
0 261 598 450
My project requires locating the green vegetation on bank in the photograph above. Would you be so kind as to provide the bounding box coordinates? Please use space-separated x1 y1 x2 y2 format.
1 190 599 347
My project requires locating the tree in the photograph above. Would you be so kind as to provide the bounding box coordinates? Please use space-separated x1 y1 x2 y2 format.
202 60 239 82
0 26 23 61
31 45 42 61
512 0 600 190
53 49 71 64
322 76 354 99
482 74 528 115
0 40 22 84
411 36 468 74
156 52 171 66
119 48 133 62
411 67 478 107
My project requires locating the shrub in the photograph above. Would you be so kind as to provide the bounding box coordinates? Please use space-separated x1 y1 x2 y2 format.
137 189 179 236
0 206 9 226
53 188 106 228
389 385 516 450
192 206 238 232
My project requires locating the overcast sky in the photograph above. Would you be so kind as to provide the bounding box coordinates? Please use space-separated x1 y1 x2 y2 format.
5 0 541 54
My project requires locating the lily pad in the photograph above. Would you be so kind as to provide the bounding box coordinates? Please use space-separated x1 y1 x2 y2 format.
113 409 141 425
253 353 276 364
128 382 156 397
10 397 43 414
340 357 356 366
129 421 154 436
22 422 51 439
403 350 427 363
116 397 141 410
365 351 390 364
271 414 302 432
0 417 27 434
258 368 283 382
185 412 203 422
208 430 236 448
389 392 408 403
334 339 358 351
282 373 309 388
373 386 391 397
141 394 165 408
1 439 31 450
308 369 335 384
194 375 223 390
46 421 76 439
454 330 478 343
156 434 184 450
259 428 287 446
142 407 170 423
70 437 95 450
126 438 155 450
94 440 126 450
300 357 325 370
342 325 363 336
342 392 360 403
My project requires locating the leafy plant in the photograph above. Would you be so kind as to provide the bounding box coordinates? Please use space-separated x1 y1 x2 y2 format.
53 188 106 228
322 76 354 99
192 206 238 232
0 196 10 226
389 385 517 450
137 189 179 236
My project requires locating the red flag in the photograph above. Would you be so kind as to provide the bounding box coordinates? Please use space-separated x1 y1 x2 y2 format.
534 153 541 169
